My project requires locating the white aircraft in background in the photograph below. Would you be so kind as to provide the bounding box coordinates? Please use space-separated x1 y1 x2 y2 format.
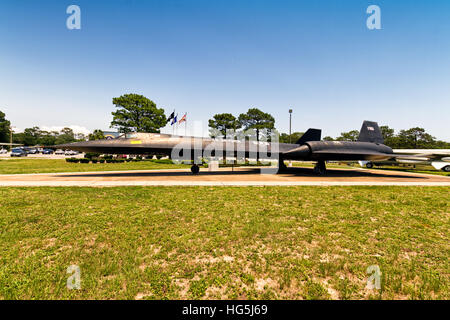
359 149 450 172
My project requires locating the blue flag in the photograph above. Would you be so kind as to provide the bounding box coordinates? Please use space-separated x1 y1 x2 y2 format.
167 111 175 123
171 114 178 125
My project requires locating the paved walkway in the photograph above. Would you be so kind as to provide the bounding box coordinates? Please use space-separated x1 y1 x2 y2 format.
0 167 449 186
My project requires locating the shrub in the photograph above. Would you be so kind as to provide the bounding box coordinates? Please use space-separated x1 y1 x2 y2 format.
85 152 100 160
91 159 98 164
79 158 90 164
99 159 105 164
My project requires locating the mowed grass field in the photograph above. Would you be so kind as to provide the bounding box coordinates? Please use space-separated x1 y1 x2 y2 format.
0 186 448 300
0 159 347 175
0 159 189 174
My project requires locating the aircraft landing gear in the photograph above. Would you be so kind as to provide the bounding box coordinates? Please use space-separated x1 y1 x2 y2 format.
443 166 450 172
278 157 287 173
366 162 374 169
191 164 200 174
313 161 326 175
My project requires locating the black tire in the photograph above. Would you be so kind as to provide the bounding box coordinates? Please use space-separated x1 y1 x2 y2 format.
191 165 200 174
314 161 326 175
366 162 374 169
443 166 450 173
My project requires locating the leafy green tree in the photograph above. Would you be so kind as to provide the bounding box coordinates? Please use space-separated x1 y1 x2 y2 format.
238 108 275 143
61 127 74 136
208 113 241 138
38 131 57 146
0 110 11 143
323 136 334 141
279 132 304 143
305 124 449 149
75 133 87 141
397 127 436 149
20 127 41 146
336 130 360 142
55 127 76 145
89 129 105 141
12 127 86 146
379 125 399 147
434 140 450 148
111 94 166 133
380 125 394 140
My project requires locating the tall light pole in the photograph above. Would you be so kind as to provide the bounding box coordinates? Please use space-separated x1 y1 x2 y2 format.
289 109 293 144
288 109 293 167
10 125 13 150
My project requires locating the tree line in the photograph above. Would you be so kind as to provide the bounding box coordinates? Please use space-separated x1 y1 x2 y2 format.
0 93 165 146
12 127 86 146
320 126 450 149
208 108 275 142
1 93 449 149
208 111 450 149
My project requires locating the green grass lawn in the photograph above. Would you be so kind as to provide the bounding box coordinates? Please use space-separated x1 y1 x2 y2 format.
0 186 448 300
0 159 348 175
0 159 189 175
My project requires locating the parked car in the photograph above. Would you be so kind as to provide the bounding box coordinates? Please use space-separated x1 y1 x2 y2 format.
65 150 78 156
42 149 54 155
54 149 65 155
11 148 28 157
0 148 7 154
25 148 39 154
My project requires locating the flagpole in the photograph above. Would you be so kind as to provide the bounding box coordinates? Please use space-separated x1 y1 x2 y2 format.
173 114 178 135
168 109 176 136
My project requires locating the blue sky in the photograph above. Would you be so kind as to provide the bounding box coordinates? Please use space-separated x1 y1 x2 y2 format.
1 0 449 140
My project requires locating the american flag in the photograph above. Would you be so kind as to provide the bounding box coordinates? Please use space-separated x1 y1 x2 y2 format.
178 113 187 124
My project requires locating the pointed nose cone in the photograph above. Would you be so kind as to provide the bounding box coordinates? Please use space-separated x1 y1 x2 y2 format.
283 145 311 160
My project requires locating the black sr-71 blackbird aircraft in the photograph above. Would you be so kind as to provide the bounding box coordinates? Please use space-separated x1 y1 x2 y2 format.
56 121 394 174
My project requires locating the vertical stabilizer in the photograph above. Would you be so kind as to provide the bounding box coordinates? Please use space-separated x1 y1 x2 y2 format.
358 121 384 144
296 129 322 145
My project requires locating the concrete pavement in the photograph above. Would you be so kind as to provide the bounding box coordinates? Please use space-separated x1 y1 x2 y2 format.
0 167 449 187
